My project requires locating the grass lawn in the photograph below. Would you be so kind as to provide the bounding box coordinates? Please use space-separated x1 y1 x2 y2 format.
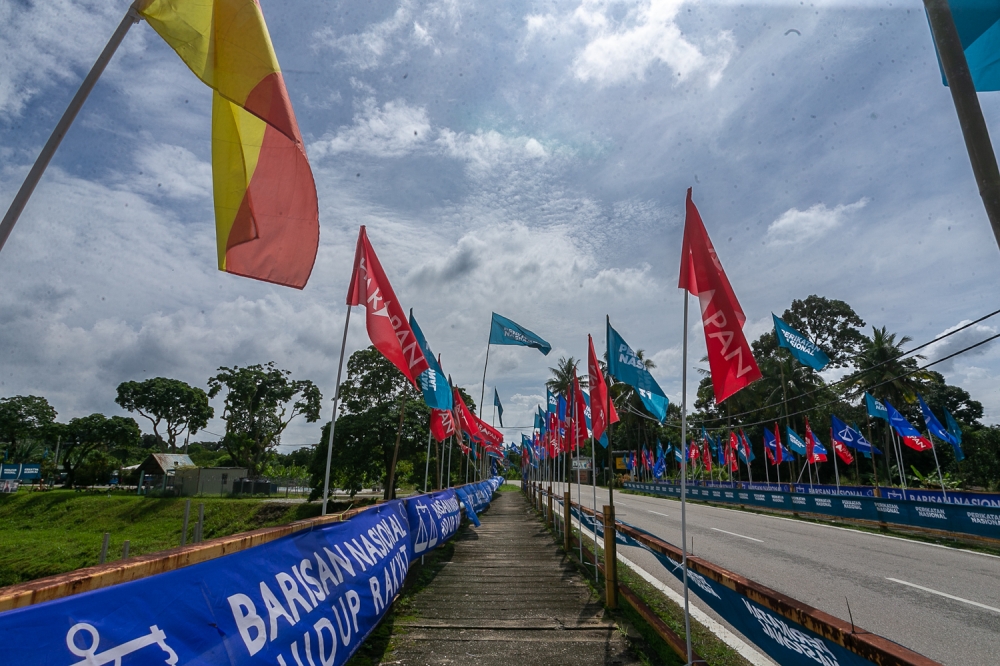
0 490 368 587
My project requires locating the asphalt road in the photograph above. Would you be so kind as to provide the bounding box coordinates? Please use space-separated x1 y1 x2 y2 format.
549 480 1000 665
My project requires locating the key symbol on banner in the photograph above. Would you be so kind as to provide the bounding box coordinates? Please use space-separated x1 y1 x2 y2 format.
66 623 178 666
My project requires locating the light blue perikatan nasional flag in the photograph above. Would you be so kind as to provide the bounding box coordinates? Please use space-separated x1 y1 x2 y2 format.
944 408 964 445
547 389 558 413
785 427 808 456
865 392 889 422
772 314 830 371
494 388 504 427
409 312 452 411
607 321 669 422
934 0 1000 91
489 312 551 355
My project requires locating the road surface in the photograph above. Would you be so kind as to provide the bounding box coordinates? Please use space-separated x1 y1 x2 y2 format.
543 480 1000 665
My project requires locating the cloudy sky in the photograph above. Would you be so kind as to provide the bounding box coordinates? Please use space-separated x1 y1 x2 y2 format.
2 0 999 450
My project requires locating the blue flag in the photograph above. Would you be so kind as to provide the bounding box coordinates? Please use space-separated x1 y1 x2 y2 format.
763 428 794 460
831 415 882 455
557 394 567 423
607 321 669 422
944 408 964 445
934 1 1000 92
674 446 684 463
917 395 956 446
865 393 888 422
785 428 808 456
772 314 830 371
534 408 545 431
409 313 453 411
493 388 504 427
489 313 551 355
884 400 923 439
547 390 558 413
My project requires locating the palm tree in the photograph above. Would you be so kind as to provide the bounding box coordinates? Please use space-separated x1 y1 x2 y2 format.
848 326 928 406
546 356 588 396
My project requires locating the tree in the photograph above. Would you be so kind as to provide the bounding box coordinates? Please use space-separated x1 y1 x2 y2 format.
60 414 141 486
780 295 867 367
848 326 928 407
309 347 427 499
115 378 214 450
208 363 321 477
0 395 57 462
546 356 587 396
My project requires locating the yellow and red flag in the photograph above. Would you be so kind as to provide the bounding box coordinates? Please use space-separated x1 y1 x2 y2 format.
139 0 319 288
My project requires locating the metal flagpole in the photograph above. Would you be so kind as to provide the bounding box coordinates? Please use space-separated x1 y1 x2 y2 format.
447 435 453 488
0 4 141 254
680 294 693 665
591 428 599 582
832 432 840 495
424 428 433 493
479 342 491 423
322 306 353 516
927 431 949 501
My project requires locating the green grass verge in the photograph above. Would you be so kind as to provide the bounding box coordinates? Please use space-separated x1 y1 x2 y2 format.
0 490 368 587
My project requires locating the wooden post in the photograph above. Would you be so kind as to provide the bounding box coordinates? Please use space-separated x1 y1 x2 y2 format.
547 486 554 528
603 505 617 608
563 491 572 552
98 533 109 565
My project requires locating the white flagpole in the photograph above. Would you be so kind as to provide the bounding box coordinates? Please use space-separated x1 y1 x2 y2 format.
680 293 693 665
423 428 433 493
322 306 352 515
832 437 841 495
928 431 949 501
0 4 141 254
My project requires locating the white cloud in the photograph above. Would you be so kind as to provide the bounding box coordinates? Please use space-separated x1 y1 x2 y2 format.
437 129 551 169
766 198 868 246
923 321 999 370
310 98 431 158
0 0 121 117
527 0 734 87
313 1 414 69
128 143 212 201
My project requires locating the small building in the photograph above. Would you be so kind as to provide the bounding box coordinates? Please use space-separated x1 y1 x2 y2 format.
174 467 248 496
138 453 196 477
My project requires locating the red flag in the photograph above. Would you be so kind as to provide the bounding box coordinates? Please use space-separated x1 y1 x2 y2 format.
702 442 713 471
471 413 503 449
347 227 429 385
902 435 933 451
765 444 776 465
587 335 619 441
678 189 761 403
454 388 478 440
831 427 854 464
804 418 827 463
430 408 455 443
773 423 783 465
570 373 589 450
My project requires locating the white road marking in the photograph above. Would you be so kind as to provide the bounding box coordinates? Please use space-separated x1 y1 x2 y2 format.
571 517 775 666
711 527 763 542
648 510 670 517
886 578 1000 614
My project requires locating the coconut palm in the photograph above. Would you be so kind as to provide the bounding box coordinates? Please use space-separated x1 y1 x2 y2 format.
546 356 587 396
848 326 928 407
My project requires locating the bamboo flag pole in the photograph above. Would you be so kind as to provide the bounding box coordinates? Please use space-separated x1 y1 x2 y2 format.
322 306 352 515
0 4 141 254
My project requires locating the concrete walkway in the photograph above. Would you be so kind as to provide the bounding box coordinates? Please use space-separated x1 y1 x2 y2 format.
384 490 641 665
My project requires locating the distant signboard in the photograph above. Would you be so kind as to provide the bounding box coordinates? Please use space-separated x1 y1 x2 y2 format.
572 458 592 470
1 464 41 480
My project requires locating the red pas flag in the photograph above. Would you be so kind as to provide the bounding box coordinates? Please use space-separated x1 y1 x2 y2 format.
831 427 854 465
773 423 783 465
587 334 619 441
702 442 713 471
678 189 761 403
347 226 429 386
430 408 455 443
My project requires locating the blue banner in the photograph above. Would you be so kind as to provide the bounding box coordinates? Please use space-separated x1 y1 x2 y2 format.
405 489 461 557
0 479 503 666
607 321 668 422
409 313 452 411
772 314 830 371
0 463 40 480
488 313 551 355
